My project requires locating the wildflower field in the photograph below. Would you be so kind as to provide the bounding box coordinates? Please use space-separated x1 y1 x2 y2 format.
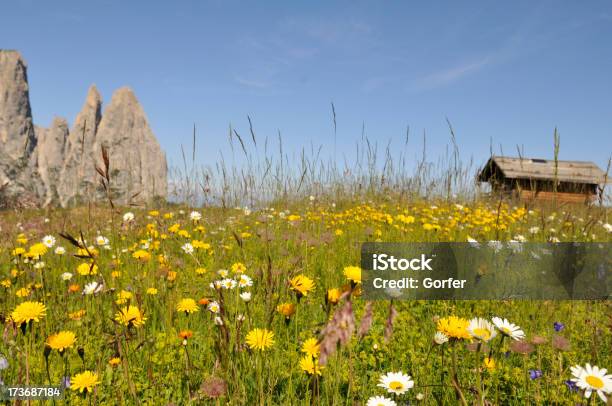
0 198 611 404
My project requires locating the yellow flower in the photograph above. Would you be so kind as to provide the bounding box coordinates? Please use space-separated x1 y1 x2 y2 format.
148 210 160 217
12 247 26 256
27 243 47 258
299 355 324 376
132 250 151 262
115 290 133 305
15 287 30 298
301 338 320 358
327 288 342 305
276 303 296 319
146 287 158 295
289 275 315 297
437 316 471 340
176 298 199 314
484 357 496 371
195 267 207 275
77 262 97 276
46 331 76 353
11 301 46 325
114 305 146 328
231 262 246 274
343 266 362 284
70 371 100 394
108 357 121 366
245 328 275 351
69 309 86 320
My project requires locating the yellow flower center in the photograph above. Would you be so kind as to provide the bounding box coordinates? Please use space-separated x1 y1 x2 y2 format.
585 375 604 389
389 381 404 390
473 328 491 340
501 327 511 334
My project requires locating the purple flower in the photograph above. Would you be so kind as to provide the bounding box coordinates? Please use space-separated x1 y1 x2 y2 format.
529 369 542 380
553 322 565 332
60 376 70 389
564 380 578 392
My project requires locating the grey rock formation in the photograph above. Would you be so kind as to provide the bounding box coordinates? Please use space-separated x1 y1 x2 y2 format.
0 49 168 208
93 87 167 205
35 117 69 206
57 85 102 206
0 50 41 203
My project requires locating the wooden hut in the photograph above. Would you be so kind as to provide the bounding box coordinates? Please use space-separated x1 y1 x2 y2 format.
477 156 608 203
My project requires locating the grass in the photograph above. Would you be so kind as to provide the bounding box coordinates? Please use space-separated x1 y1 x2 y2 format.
0 195 610 405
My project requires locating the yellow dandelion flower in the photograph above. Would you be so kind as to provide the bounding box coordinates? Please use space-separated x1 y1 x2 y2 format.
231 262 246 274
70 371 100 394
327 288 342 305
146 287 158 295
299 355 324 376
176 298 199 314
114 305 146 328
437 316 471 340
289 275 315 297
108 357 121 366
46 331 76 353
132 250 151 262
301 338 320 358
245 328 275 351
276 303 296 319
15 287 30 298
343 266 362 284
76 262 97 276
11 301 46 325
69 309 86 320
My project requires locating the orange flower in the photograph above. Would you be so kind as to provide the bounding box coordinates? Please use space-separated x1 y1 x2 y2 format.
179 330 194 340
198 297 210 306
68 284 80 293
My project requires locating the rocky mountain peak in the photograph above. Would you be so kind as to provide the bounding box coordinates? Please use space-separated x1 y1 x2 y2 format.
0 50 168 208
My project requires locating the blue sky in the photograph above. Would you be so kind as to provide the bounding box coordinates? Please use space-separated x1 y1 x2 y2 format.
3 1 612 172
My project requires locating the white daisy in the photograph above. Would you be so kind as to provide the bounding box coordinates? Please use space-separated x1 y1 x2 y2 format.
207 301 220 314
571 363 612 402
220 278 237 290
54 246 66 255
217 269 229 278
467 317 497 342
491 317 525 341
366 396 396 406
377 371 414 395
96 236 109 246
181 243 194 255
237 274 253 288
123 212 135 222
60 272 73 281
434 331 449 345
83 281 102 295
42 235 56 248
33 261 45 269
190 211 202 222
240 292 252 302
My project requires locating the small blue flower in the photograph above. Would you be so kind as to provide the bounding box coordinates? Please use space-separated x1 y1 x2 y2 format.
0 355 8 370
61 376 70 389
564 379 578 392
553 322 565 332
529 369 542 380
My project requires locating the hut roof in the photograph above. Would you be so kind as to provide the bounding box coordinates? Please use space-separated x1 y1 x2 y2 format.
478 156 609 185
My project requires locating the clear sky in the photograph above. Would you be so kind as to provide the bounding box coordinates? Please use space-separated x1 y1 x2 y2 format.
3 1 612 173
